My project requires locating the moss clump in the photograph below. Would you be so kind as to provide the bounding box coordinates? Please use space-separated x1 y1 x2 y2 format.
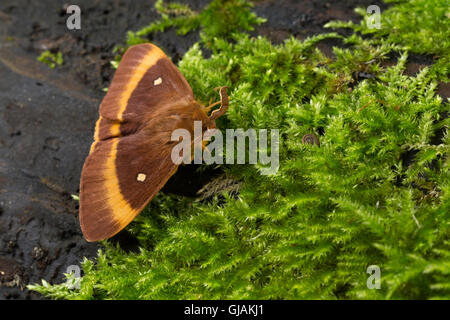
325 0 449 82
127 0 264 44
29 0 449 299
37 50 63 69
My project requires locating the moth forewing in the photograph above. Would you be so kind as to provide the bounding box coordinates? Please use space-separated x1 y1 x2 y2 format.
79 43 229 241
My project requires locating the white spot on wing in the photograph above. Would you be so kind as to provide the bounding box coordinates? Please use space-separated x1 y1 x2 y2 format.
154 77 162 86
137 173 147 182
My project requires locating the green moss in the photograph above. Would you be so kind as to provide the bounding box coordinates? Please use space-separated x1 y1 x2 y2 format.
325 0 450 81
29 0 449 299
115 0 265 54
37 50 63 69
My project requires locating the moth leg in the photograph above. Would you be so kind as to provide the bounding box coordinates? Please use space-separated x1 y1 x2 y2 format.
209 86 229 121
205 100 221 112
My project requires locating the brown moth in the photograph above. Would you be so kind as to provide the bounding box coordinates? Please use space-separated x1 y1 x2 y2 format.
79 43 229 242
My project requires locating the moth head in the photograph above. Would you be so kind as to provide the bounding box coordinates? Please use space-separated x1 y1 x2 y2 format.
194 104 216 131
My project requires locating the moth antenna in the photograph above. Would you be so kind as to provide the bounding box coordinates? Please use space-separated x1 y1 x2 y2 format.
209 86 229 121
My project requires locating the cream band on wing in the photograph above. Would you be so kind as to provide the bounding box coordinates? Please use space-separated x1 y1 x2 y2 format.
103 138 139 230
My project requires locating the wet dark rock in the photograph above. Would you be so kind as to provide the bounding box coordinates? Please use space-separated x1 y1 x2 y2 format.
253 0 388 43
